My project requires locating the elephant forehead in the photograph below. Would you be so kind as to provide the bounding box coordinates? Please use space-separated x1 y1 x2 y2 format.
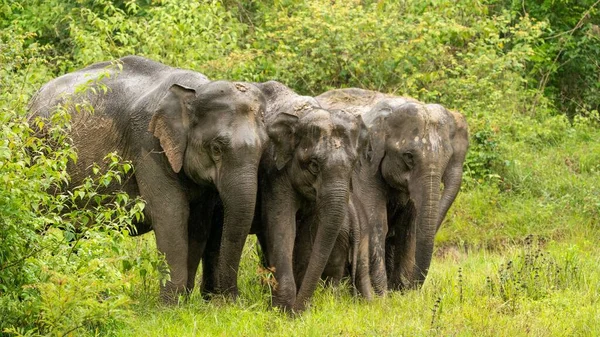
302 108 331 122
230 117 262 148
423 104 448 124
300 111 332 136
390 125 444 154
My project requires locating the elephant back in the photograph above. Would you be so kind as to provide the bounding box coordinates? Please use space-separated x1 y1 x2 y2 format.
316 88 390 117
253 81 321 125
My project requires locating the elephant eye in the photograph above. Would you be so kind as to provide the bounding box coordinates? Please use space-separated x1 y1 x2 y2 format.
209 142 222 158
402 152 414 169
308 159 320 175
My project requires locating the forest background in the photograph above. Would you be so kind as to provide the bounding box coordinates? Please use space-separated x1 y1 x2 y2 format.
1 0 599 336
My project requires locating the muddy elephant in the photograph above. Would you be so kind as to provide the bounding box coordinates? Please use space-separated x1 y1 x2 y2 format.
242 81 369 313
317 88 469 290
28 56 267 302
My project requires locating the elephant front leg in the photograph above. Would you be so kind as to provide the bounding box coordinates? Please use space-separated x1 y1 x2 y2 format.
356 235 374 301
262 184 298 312
388 206 416 291
293 213 314 289
201 203 223 297
147 195 191 303
136 161 192 304
187 197 218 292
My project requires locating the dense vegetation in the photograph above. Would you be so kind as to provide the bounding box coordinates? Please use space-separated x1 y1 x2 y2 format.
1 0 598 335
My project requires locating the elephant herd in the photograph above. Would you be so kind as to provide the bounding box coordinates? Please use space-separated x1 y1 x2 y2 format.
28 56 469 314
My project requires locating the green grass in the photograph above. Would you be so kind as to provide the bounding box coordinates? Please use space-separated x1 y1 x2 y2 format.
106 236 599 337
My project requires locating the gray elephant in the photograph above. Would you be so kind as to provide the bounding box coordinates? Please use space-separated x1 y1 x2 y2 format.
28 56 268 302
245 81 368 313
317 88 469 290
304 191 378 300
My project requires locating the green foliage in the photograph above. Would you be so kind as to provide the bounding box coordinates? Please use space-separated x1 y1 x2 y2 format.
0 33 164 335
496 0 600 119
1 0 599 335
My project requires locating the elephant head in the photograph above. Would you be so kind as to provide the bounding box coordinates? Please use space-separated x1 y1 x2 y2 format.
149 80 268 295
364 99 469 289
255 81 369 312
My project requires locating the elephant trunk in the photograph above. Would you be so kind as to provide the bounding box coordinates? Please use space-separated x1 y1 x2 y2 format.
215 165 258 296
293 179 349 313
437 164 463 231
412 171 441 287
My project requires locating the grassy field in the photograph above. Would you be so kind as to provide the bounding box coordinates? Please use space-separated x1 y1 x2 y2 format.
109 233 599 336
2 1 599 336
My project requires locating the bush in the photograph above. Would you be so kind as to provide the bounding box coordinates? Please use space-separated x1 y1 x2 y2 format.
0 33 163 335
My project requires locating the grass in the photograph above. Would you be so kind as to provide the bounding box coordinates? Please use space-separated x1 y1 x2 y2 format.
99 232 600 337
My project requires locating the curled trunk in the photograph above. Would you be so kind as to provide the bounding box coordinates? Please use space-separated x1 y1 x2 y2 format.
437 165 463 231
412 174 441 287
293 181 349 313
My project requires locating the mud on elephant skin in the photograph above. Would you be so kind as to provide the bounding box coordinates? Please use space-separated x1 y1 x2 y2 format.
317 88 469 291
246 81 370 313
28 55 268 303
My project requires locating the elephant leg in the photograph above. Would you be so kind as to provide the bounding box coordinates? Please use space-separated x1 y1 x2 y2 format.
370 221 388 296
186 195 217 292
389 205 416 291
322 234 348 289
385 235 394 287
136 163 190 304
201 203 223 297
356 235 374 301
352 179 388 295
263 183 298 312
293 214 314 290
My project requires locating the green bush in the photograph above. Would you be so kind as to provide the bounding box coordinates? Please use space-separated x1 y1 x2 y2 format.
1 0 599 335
0 33 164 335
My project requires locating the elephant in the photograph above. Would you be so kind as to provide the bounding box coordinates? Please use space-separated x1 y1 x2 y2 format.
306 191 379 300
242 81 369 313
28 55 268 303
316 88 469 291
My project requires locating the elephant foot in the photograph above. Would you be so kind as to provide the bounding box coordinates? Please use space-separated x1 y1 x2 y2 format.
272 284 296 313
216 285 239 300
159 281 188 305
291 299 309 314
272 299 295 314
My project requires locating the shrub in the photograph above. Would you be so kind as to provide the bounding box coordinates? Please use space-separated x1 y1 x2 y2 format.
0 33 162 335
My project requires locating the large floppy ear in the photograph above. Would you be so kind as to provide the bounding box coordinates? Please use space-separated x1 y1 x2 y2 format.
148 83 196 173
365 112 387 172
267 112 299 170
437 110 469 231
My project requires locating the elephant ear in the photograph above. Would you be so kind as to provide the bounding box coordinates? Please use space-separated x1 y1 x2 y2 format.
364 112 388 172
437 110 469 231
148 84 196 173
267 112 299 170
356 114 370 160
361 101 393 171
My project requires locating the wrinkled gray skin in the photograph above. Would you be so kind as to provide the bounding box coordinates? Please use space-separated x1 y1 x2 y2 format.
311 192 377 300
317 88 469 290
28 56 268 302
247 81 368 313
